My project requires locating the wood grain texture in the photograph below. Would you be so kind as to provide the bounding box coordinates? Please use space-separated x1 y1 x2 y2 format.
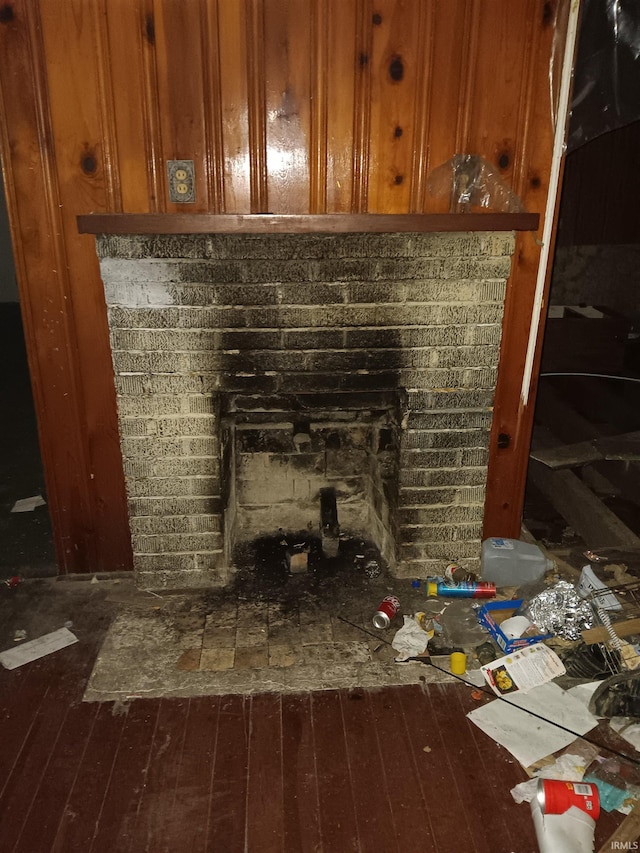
0 602 627 853
0 0 565 573
77 211 539 234
483 0 568 538
38 0 132 571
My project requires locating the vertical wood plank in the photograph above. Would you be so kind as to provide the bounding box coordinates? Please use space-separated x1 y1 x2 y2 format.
0 0 131 574
408 1 435 213
140 0 164 211
281 693 323 853
217 0 252 212
202 0 225 213
124 697 190 853
423 0 470 212
483 0 560 538
0 670 52 804
309 0 328 213
152 0 210 212
38 0 132 572
454 0 481 158
453 687 540 850
105 0 153 212
311 690 361 852
245 693 285 853
245 0 269 212
47 703 126 853
368 0 423 213
340 689 400 853
207 694 250 853
427 684 525 853
92 0 122 211
88 699 160 853
351 0 373 212
396 684 481 853
464 0 530 190
263 0 312 214
0 642 96 852
13 701 99 853
170 697 221 853
324 0 358 212
366 689 436 849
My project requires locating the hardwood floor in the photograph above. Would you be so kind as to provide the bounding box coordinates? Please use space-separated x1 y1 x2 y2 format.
0 581 625 852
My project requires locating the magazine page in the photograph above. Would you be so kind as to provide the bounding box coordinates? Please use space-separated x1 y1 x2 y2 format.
481 642 566 696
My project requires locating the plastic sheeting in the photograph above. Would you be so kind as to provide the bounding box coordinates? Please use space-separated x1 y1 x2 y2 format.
568 0 640 151
427 154 526 214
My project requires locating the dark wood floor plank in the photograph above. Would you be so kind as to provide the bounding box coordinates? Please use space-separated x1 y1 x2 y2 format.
207 694 250 853
48 701 127 853
281 693 322 853
88 698 161 853
454 686 539 852
12 699 100 853
426 683 524 853
245 693 285 853
311 690 361 853
158 696 221 853
397 684 481 853
0 661 53 799
0 643 94 853
366 688 436 850
339 689 400 853
122 697 190 853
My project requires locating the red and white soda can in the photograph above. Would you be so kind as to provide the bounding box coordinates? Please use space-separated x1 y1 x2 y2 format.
537 779 600 821
373 595 400 629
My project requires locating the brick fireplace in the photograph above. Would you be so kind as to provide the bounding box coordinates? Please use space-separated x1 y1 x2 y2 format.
96 230 515 590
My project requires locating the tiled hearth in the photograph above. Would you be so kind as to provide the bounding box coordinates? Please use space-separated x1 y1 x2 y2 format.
97 231 515 591
83 569 463 701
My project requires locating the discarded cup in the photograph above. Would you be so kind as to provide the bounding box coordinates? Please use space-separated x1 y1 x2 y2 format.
373 595 400 629
537 779 600 820
500 615 532 639
450 652 466 675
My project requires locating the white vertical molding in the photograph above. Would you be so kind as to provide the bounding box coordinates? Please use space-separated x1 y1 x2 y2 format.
520 0 581 406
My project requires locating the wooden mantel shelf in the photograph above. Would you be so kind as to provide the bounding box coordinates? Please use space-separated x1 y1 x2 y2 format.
77 212 539 235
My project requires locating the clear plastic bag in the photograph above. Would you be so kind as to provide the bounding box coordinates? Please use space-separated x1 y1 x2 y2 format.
568 0 640 150
427 154 526 214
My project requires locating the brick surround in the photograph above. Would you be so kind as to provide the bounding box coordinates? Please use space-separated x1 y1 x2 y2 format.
96 232 514 590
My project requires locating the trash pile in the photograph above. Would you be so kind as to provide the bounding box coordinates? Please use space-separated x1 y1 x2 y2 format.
370 536 640 852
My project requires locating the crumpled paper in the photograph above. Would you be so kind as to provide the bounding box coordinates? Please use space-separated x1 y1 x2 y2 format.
392 615 430 662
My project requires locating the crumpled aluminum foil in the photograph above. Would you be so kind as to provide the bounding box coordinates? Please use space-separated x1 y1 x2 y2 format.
523 580 595 641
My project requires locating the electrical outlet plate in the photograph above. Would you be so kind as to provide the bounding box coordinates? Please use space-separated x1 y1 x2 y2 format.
167 159 195 203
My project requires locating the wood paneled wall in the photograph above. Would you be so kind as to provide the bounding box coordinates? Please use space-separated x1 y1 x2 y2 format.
0 0 565 573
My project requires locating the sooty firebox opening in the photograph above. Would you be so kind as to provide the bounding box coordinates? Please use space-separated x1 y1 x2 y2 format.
221 401 401 574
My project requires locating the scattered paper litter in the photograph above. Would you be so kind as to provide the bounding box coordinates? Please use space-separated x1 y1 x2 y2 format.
11 494 46 513
0 627 78 670
467 682 598 767
392 615 430 662
481 642 565 695
566 680 602 710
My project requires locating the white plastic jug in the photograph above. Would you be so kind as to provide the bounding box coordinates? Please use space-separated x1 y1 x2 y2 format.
480 537 553 588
